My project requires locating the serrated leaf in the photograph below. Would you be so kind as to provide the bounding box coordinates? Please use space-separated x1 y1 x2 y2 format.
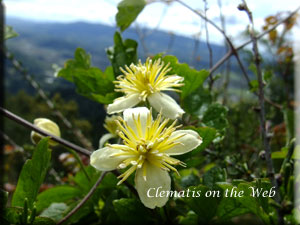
57 48 118 104
36 186 82 213
106 32 138 76
12 138 51 210
159 55 209 98
116 0 146 31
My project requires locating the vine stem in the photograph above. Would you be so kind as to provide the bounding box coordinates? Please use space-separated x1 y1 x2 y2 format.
56 171 108 225
239 1 282 224
0 107 91 156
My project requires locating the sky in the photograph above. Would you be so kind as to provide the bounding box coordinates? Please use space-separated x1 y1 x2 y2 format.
4 0 300 44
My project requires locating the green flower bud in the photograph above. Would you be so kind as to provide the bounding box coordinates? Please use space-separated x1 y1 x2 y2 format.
31 118 61 146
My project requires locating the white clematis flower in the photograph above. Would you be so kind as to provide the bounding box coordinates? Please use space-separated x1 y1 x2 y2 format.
107 58 185 120
90 107 202 209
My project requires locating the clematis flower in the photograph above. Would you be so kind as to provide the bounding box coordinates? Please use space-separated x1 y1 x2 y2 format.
107 58 185 120
90 107 202 208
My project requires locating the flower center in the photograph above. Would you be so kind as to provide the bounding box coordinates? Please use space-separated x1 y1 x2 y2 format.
113 58 184 101
107 111 186 185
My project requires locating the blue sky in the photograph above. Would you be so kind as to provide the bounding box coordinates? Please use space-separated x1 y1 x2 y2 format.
4 0 300 44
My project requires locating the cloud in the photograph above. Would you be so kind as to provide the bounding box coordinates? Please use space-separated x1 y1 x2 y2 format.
4 0 300 44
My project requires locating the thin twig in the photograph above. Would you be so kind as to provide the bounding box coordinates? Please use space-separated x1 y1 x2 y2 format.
56 172 108 225
0 107 91 156
175 0 250 90
209 6 300 75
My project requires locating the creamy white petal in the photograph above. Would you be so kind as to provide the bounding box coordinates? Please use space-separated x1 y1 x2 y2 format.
107 94 140 114
147 92 184 120
163 130 202 155
135 162 171 209
90 146 129 171
123 107 151 137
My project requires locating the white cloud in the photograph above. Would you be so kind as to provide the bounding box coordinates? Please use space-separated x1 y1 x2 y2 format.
4 0 300 44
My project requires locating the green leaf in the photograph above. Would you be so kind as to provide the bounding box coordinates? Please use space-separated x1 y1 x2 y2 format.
178 211 198 225
5 26 18 40
72 165 101 192
182 87 212 115
202 103 228 132
203 167 226 188
185 126 217 154
36 186 82 213
236 182 270 223
12 138 51 210
113 198 152 225
271 150 287 159
116 0 146 31
159 55 209 98
216 183 250 220
57 48 118 104
180 174 200 188
106 32 138 76
40 203 69 222
250 80 259 92
185 185 222 223
263 70 273 84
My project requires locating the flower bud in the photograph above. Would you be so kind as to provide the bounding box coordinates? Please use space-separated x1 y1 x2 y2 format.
31 118 61 146
103 115 119 135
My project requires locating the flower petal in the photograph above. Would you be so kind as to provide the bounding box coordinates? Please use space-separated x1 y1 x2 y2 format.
163 130 202 155
123 107 151 137
90 146 129 171
107 94 140 114
135 162 171 209
148 92 184 120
